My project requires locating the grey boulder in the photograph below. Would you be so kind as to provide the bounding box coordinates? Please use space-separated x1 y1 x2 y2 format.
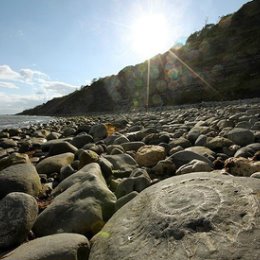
0 192 38 249
33 163 116 237
36 152 74 175
90 172 260 260
227 128 254 146
169 150 213 169
0 162 41 199
176 159 213 175
3 233 90 260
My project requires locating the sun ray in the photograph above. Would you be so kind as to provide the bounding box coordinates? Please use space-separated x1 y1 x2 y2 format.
168 50 221 98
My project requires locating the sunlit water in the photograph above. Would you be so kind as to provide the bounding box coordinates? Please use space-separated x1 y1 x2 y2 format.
0 115 54 131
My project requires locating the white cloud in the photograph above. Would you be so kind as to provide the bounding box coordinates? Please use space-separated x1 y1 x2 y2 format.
0 64 79 114
0 81 18 89
43 80 77 95
20 68 49 81
0 92 44 114
0 65 21 80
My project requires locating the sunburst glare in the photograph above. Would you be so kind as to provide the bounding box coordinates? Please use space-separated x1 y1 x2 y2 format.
130 13 170 59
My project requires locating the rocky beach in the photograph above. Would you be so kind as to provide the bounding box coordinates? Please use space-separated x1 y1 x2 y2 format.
0 98 259 260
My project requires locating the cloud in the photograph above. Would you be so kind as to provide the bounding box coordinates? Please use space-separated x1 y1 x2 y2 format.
0 64 79 114
43 80 77 95
0 81 18 89
0 92 44 114
0 65 21 80
20 68 49 81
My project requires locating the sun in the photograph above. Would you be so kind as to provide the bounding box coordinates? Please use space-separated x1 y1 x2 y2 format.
130 13 170 59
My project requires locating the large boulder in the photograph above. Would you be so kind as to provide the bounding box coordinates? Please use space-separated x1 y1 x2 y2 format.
0 162 41 199
2 233 90 260
0 192 38 249
36 152 74 175
33 163 116 237
89 172 260 260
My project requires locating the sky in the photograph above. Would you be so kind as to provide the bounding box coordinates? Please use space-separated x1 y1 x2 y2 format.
0 0 250 114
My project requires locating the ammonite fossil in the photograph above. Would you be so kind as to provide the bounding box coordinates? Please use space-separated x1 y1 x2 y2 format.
90 171 260 260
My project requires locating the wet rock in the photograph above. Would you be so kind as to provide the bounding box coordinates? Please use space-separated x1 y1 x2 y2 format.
89 172 260 260
0 162 41 199
135 145 166 167
2 233 90 260
36 152 74 175
0 192 38 249
33 163 116 237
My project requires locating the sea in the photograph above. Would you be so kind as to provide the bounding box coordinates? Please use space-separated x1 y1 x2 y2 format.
0 115 54 131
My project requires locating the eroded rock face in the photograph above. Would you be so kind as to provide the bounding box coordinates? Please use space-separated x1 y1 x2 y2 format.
90 172 260 260
2 233 90 260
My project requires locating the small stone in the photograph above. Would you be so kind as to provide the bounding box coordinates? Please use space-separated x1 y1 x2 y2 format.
135 145 166 167
36 152 74 175
227 128 254 146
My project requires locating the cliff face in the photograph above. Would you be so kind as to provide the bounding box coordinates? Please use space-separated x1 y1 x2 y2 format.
20 0 260 116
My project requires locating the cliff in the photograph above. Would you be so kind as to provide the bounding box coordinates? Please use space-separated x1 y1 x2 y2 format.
20 0 260 115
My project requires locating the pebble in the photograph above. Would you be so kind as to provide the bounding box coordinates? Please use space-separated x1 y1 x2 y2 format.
1 99 260 258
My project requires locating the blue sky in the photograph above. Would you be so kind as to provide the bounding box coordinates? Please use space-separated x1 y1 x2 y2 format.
0 0 250 114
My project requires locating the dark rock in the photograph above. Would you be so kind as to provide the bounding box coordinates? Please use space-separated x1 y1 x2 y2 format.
0 192 38 249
